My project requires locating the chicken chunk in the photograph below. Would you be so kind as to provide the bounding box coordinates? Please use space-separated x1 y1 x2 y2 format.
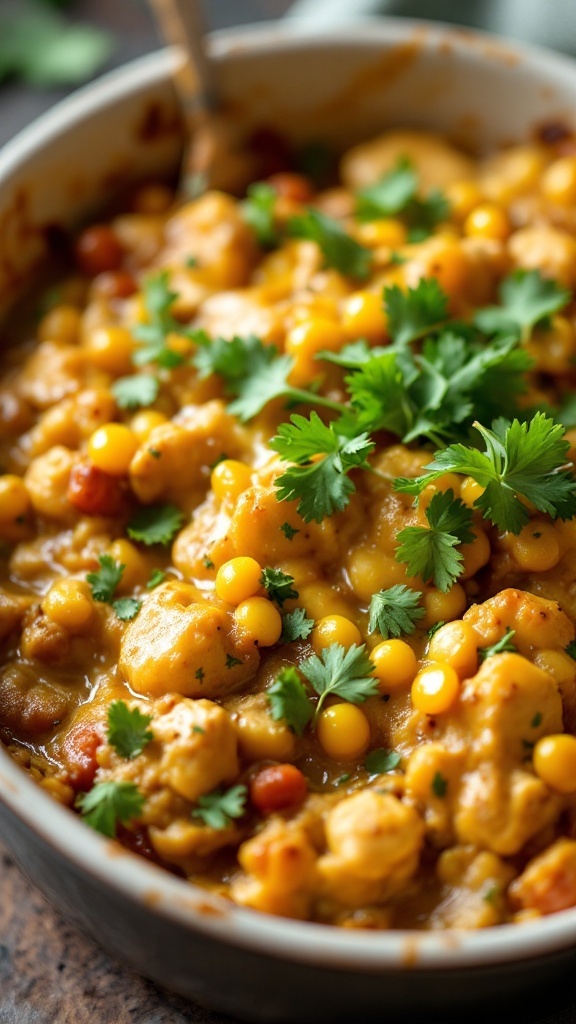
28 388 116 457
508 225 576 287
509 839 576 915
231 818 319 919
17 342 87 409
433 847 514 928
129 400 245 506
24 446 77 523
340 130 475 192
0 588 35 645
119 581 259 698
317 790 425 907
463 588 574 657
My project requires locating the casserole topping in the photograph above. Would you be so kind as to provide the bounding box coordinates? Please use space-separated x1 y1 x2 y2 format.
5 129 576 928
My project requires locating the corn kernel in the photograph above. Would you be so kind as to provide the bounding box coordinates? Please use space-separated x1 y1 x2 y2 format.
129 410 168 443
509 521 560 573
541 156 576 206
342 291 388 342
316 703 370 761
371 639 418 689
216 556 262 605
464 203 510 241
312 615 361 653
533 734 576 793
0 475 31 522
356 218 407 248
427 620 478 679
41 578 93 632
460 476 485 508
411 662 460 715
285 318 345 386
88 423 138 475
445 180 484 220
234 596 282 646
211 460 252 503
38 305 81 345
108 538 150 592
423 584 467 627
84 325 134 374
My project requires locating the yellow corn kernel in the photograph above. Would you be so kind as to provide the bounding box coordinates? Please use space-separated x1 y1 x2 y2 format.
316 703 371 761
341 291 388 342
371 639 418 689
460 476 485 508
234 704 295 762
541 156 576 206
234 596 282 646
88 422 138 475
422 584 467 627
533 734 576 793
445 180 484 221
346 547 407 602
312 615 361 654
356 218 407 248
427 620 478 679
0 475 31 522
84 325 134 374
411 662 460 715
211 459 252 503
108 538 150 592
464 203 510 241
418 473 463 515
509 521 560 573
427 239 470 298
215 556 262 605
129 409 168 443
38 304 81 345
285 317 346 386
297 581 354 621
41 578 93 632
528 315 576 375
460 529 491 580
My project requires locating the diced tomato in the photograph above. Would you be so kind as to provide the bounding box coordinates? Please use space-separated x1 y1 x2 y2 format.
61 722 104 790
67 460 125 517
249 763 308 813
76 225 123 276
266 173 315 204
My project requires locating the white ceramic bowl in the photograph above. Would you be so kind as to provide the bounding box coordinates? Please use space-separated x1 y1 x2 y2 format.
3 20 576 1021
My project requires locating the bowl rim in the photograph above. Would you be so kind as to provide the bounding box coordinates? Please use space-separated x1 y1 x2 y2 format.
4 17 576 974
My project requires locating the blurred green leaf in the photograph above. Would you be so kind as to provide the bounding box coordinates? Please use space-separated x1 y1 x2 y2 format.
0 5 114 87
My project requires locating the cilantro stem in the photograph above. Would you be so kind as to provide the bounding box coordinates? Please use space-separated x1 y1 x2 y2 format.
285 389 345 413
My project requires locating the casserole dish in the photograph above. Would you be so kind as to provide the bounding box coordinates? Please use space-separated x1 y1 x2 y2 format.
3 19 576 1021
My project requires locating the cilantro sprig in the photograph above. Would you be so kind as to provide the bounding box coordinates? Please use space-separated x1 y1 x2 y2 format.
241 182 278 247
112 374 159 411
107 700 153 759
76 781 144 838
395 414 576 535
478 629 517 662
280 608 315 643
396 490 475 592
288 208 372 279
127 504 185 546
356 157 450 241
259 567 298 607
87 554 124 603
368 585 425 639
475 269 570 343
267 643 378 735
192 784 248 830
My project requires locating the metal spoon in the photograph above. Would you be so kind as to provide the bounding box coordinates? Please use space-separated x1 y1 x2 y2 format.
149 0 249 195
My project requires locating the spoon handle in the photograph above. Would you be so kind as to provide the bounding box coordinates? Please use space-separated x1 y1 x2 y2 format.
149 0 217 116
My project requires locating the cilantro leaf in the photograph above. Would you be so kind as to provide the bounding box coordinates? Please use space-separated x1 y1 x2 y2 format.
146 569 166 589
368 584 425 639
356 157 449 239
127 504 185 546
112 374 159 411
431 771 448 798
395 413 576 534
365 748 402 774
356 158 417 220
112 597 141 621
260 567 298 607
475 269 570 342
384 278 449 346
241 182 277 247
107 701 153 759
87 554 124 603
288 208 372 279
566 641 576 661
300 643 378 722
267 667 314 735
271 411 375 522
478 628 517 662
76 781 144 838
396 490 474 592
280 608 315 643
280 522 300 541
191 784 247 830
132 272 188 369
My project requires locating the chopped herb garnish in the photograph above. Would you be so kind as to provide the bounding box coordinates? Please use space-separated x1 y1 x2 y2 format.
531 711 543 728
368 584 425 639
288 208 372 279
195 667 205 682
76 781 144 838
87 554 124 603
148 448 161 460
146 568 166 589
365 748 402 775
566 641 576 661
259 567 298 607
280 522 300 540
427 620 446 639
225 654 242 669
356 157 450 240
133 271 188 369
335 773 351 786
300 643 379 724
241 182 278 247
478 629 517 662
112 373 159 410
127 504 185 546
475 268 570 343
192 725 206 734
191 784 247 830
431 771 448 798
268 667 314 736
107 700 153 759
384 278 449 346
396 490 474 592
280 608 315 643
112 597 141 621
202 556 215 570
